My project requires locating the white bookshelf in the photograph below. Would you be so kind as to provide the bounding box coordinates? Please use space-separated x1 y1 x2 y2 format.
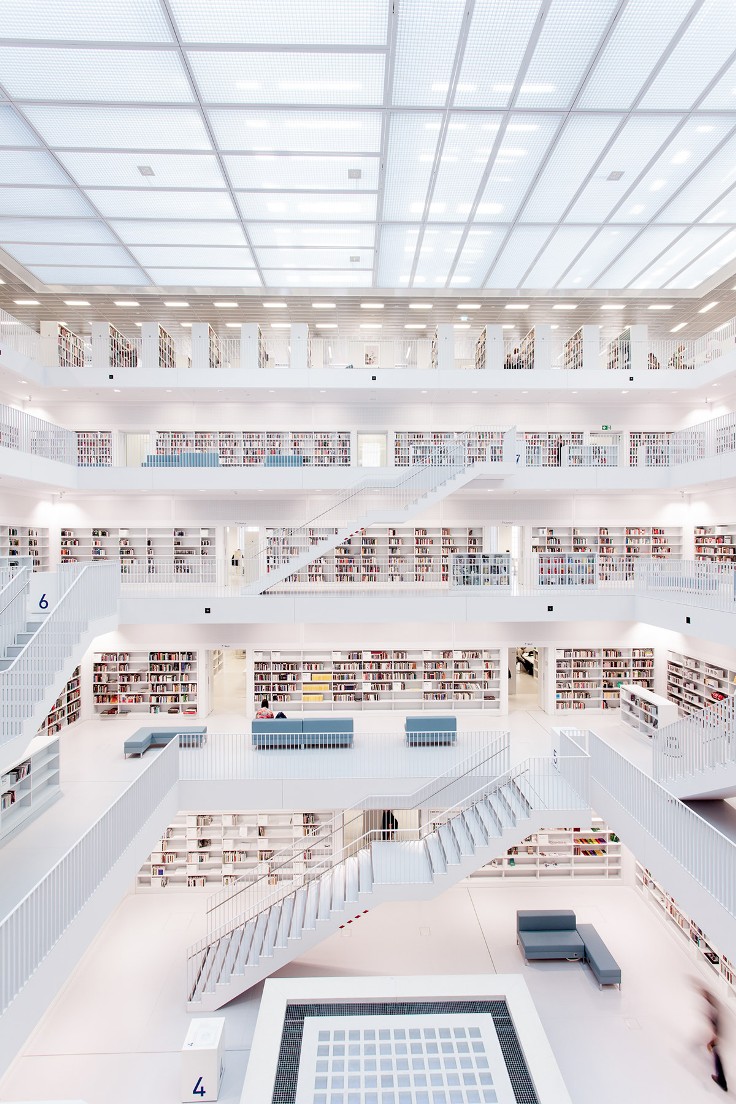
694 524 736 563
538 552 596 586
76 431 113 467
153 429 351 467
254 647 503 712
137 809 336 890
620 684 679 739
636 864 736 996
0 525 49 571
628 431 671 467
394 430 505 466
532 524 682 580
93 650 198 715
604 327 631 371
40 321 86 368
38 666 81 738
0 738 60 843
471 819 622 880
666 650 736 716
524 432 584 466
451 553 510 587
59 526 215 577
555 647 654 712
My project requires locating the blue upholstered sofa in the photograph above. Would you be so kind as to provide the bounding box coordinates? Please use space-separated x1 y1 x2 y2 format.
251 718 353 749
405 715 457 746
263 454 304 467
123 725 207 757
142 452 220 467
517 910 621 988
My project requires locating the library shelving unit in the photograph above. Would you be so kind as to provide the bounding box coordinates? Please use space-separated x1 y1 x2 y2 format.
109 324 138 368
636 864 735 996
138 809 336 890
604 327 630 371
555 647 654 712
474 328 487 371
93 651 198 715
524 431 583 466
562 328 584 370
40 321 86 367
269 526 484 588
430 328 439 372
153 429 351 467
59 526 215 576
538 553 596 586
205 324 221 370
451 553 510 587
0 525 49 570
532 525 682 580
629 431 671 467
394 430 505 466
620 684 679 739
666 651 736 716
211 649 224 678
157 325 177 370
253 648 503 711
76 431 113 467
694 524 736 563
471 820 622 880
509 328 536 370
37 666 81 739
0 738 60 843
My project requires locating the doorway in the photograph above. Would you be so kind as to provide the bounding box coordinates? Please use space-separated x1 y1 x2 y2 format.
508 645 544 711
357 432 388 467
124 432 150 467
209 647 247 715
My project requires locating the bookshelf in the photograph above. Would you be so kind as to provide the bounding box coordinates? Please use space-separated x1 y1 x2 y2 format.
0 738 60 843
267 525 484 588
636 864 736 996
76 431 113 467
40 321 86 368
524 431 584 466
394 430 505 466
254 647 503 711
620 684 679 739
450 553 510 587
694 524 736 563
138 809 336 890
604 327 630 371
0 525 49 570
532 525 682 581
562 328 583 370
555 647 654 712
93 651 198 715
109 324 138 368
629 431 671 468
471 819 622 880
58 526 215 577
666 650 736 716
158 325 177 370
538 553 596 586
37 666 81 738
474 328 487 372
153 429 351 467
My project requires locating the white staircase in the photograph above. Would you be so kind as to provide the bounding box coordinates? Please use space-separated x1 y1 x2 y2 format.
653 698 736 799
248 432 494 594
186 753 590 1010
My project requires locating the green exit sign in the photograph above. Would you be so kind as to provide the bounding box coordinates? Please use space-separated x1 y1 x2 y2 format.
601 424 611 430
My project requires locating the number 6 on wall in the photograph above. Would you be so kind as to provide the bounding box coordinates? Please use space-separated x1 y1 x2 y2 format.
192 1077 206 1097
38 593 48 610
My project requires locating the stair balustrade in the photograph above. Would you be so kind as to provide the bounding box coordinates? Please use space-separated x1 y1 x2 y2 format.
653 697 736 785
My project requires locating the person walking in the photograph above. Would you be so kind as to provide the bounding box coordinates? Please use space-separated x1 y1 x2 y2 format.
701 986 728 1091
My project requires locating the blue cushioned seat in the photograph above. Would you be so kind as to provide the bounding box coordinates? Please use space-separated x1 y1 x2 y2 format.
405 715 457 745
123 725 206 757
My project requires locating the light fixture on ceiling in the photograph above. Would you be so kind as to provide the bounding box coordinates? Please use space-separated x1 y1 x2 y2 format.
113 388 121 393
134 322 143 327
360 323 382 329
14 299 39 305
600 303 625 310
315 323 338 329
213 301 238 308
649 179 667 192
621 390 629 394
505 304 529 310
180 322 192 328
670 322 688 333
137 165 155 177
454 323 471 329
670 150 691 165
63 299 90 306
263 301 287 309
360 302 384 309
421 390 428 394
456 303 481 310
405 323 427 329
164 300 189 307
225 322 243 328
550 324 559 330
408 303 433 310
648 304 673 310
553 304 577 310
271 322 291 329
698 302 719 313
501 324 515 329
114 299 139 307
312 302 336 309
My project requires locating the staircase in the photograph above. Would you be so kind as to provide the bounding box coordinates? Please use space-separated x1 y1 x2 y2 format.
247 432 494 594
653 698 736 799
186 752 590 1010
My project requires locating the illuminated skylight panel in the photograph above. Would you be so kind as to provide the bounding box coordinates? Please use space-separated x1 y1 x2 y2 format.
592 225 685 287
413 227 463 285
225 154 378 191
0 218 117 244
0 149 71 187
475 115 562 221
209 109 381 153
0 187 95 217
255 248 373 269
450 228 506 285
640 0 736 109
381 114 441 220
0 47 193 103
4 243 135 267
628 227 723 288
0 105 39 148
653 139 736 223
189 51 385 105
666 229 736 287
27 265 149 285
520 226 596 287
236 191 376 220
262 268 373 287
146 268 261 286
89 190 237 220
557 226 638 287
248 223 375 248
129 245 254 268
521 115 622 221
577 0 695 108
565 116 681 222
701 56 736 108
455 0 544 108
111 221 247 246
484 226 552 287
392 0 467 106
0 0 172 41
377 225 420 285
23 105 212 150
56 152 227 189
517 0 621 108
428 115 502 220
168 0 390 45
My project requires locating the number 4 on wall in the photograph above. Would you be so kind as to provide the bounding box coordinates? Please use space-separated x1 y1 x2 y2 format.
192 1077 206 1097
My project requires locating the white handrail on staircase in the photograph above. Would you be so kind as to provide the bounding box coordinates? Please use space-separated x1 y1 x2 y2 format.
653 698 736 784
0 400 77 465
0 566 31 659
0 735 179 1016
0 563 119 747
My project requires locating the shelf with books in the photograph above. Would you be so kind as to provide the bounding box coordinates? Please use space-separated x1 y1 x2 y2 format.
694 524 736 563
532 525 682 580
524 432 584 467
620 684 679 739
472 820 622 880
394 430 505 466
153 429 351 467
40 321 86 367
0 525 49 571
555 647 654 712
666 650 736 716
562 328 583 370
451 553 511 587
628 431 671 468
76 431 113 467
604 327 631 371
137 809 336 890
37 666 81 738
0 737 60 843
58 526 215 577
93 651 198 716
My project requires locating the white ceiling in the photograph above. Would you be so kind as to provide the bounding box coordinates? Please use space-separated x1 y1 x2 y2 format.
1 0 736 295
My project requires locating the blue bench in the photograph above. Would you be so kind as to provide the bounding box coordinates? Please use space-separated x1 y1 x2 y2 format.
405 716 457 746
263 454 304 467
123 726 207 758
142 452 220 467
251 718 353 749
517 911 621 988
577 923 622 989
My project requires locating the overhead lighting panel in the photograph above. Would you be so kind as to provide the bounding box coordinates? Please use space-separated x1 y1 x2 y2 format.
164 300 189 307
670 322 688 332
698 301 719 313
114 300 139 307
213 301 239 308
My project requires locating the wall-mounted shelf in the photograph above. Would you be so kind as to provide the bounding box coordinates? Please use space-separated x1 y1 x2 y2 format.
93 651 198 715
555 647 654 712
666 650 736 716
472 819 622 880
0 738 60 843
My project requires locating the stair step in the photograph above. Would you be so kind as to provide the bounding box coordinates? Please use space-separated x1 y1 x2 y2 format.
475 797 502 838
358 848 372 894
425 833 446 875
290 886 307 939
246 913 269 966
501 782 528 821
304 880 320 929
486 790 515 829
261 903 281 959
437 822 460 866
191 944 216 1002
15 632 34 645
344 855 359 903
224 920 252 977
449 813 475 856
276 895 294 949
331 863 345 913
509 776 534 817
317 874 332 920
205 932 232 993
462 806 488 847
4 646 23 658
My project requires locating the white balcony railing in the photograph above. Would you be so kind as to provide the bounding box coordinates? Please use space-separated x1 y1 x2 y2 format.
0 566 31 659
0 402 77 465
310 338 424 371
637 559 736 613
0 307 41 362
653 698 736 786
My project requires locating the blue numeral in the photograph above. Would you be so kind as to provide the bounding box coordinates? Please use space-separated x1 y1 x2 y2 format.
193 1076 206 1097
38 593 48 610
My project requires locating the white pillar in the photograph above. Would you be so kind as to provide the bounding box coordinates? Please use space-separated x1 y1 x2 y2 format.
90 322 111 371
579 325 601 370
434 324 454 371
628 324 647 373
240 323 262 373
290 323 310 371
39 321 60 367
191 323 212 373
530 324 552 371
140 322 160 370
483 324 504 371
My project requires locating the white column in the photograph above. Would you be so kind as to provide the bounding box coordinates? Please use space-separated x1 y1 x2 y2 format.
290 323 310 371
190 323 211 373
140 322 160 370
483 324 504 371
579 325 601 370
531 324 552 370
90 322 111 371
240 323 261 373
39 321 60 367
628 324 648 373
434 324 454 371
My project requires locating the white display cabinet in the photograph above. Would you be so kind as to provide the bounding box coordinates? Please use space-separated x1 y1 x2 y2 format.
0 738 60 843
472 819 622 880
620 684 679 739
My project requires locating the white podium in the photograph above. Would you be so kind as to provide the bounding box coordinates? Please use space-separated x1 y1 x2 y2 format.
181 1017 225 1102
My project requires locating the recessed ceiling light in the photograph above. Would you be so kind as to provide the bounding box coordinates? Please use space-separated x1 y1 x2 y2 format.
63 299 90 306
165 389 172 393
621 390 629 394
180 321 192 328
670 322 688 333
649 179 667 192
698 301 719 313
164 300 189 307
225 322 243 328
521 390 528 394
405 323 427 330
263 301 287 309
571 390 578 394
113 388 121 393
360 323 382 329
454 323 471 329
456 303 481 310
421 390 428 394
360 302 384 309
271 322 291 328
472 390 478 394
648 304 672 310
213 301 238 308
505 303 529 310
501 324 515 330
408 303 433 310
553 304 577 310
550 324 559 330
671 150 691 165
14 299 39 305
315 322 338 329
312 302 336 309
114 300 139 307
600 303 625 310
